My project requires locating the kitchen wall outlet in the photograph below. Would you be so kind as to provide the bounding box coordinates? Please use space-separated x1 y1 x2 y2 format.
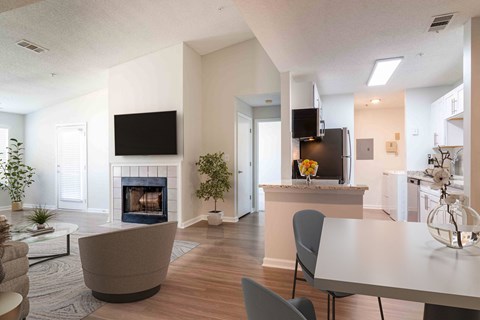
386 141 398 154
412 128 419 136
356 139 374 160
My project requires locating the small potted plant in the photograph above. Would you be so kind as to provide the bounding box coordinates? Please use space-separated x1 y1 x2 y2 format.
195 152 232 226
27 206 56 230
0 139 36 211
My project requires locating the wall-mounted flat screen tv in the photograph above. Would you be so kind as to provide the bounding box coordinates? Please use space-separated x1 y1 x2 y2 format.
114 111 177 155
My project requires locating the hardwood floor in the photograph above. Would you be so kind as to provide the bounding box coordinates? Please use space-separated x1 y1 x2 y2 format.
5 209 423 319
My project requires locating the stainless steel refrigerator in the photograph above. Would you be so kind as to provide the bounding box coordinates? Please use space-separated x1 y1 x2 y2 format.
294 127 352 184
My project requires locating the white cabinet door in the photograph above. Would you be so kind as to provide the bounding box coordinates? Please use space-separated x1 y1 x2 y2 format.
456 85 464 115
419 191 429 223
431 99 446 147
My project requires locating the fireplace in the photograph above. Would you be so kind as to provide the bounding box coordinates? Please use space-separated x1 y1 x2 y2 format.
121 177 168 224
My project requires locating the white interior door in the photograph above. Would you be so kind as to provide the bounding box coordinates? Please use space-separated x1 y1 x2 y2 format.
57 124 87 210
237 113 253 218
257 120 281 211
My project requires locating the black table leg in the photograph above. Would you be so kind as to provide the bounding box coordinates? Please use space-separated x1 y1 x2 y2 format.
424 304 480 320
28 234 71 267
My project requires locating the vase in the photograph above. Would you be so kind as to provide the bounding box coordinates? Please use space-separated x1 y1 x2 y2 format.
11 201 23 211
36 224 46 230
427 199 480 249
297 159 318 184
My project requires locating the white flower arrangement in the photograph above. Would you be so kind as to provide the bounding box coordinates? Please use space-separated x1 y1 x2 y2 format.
427 147 464 247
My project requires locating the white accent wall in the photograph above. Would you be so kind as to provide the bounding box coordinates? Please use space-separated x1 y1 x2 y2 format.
24 89 109 211
202 39 280 219
0 112 25 207
108 43 203 226
355 107 406 208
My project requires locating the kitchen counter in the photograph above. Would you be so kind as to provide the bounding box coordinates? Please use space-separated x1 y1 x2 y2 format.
260 179 368 270
407 171 464 190
260 179 369 192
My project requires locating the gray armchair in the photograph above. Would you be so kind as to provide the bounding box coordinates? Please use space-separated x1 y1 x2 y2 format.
78 221 177 303
0 241 30 319
242 277 316 320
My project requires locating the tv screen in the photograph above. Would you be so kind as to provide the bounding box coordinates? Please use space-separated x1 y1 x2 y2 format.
114 111 177 155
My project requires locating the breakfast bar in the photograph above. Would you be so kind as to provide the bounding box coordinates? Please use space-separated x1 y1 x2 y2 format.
260 180 368 269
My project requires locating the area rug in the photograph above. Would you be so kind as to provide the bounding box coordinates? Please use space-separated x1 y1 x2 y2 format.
27 233 199 320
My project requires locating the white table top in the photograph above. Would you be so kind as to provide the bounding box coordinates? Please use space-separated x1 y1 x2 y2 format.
11 222 78 244
314 218 480 310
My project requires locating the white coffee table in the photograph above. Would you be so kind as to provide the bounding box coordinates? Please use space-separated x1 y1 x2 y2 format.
12 222 78 267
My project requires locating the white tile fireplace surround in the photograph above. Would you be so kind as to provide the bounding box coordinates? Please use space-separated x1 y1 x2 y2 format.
110 164 179 223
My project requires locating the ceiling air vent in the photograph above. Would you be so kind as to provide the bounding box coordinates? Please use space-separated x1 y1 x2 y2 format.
16 39 48 54
428 13 455 32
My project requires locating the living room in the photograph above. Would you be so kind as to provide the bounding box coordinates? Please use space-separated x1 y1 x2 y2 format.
1 1 480 319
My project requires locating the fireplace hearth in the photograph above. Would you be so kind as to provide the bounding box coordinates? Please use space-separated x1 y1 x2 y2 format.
121 177 167 224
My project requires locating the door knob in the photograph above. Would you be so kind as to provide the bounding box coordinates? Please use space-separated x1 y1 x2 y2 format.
238 170 243 174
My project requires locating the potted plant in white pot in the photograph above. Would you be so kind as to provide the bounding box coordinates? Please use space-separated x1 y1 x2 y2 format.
195 152 232 226
0 139 36 211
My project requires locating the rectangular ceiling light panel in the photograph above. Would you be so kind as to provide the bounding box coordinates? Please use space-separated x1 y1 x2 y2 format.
367 57 403 87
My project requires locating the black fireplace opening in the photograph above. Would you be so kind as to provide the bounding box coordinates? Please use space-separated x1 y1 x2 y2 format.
121 177 168 224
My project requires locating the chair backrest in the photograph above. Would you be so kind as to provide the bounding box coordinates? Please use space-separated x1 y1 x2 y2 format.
242 278 308 320
293 210 325 281
79 221 177 277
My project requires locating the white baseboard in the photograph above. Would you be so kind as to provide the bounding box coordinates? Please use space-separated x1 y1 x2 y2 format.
0 206 11 212
262 257 296 270
87 208 109 214
363 204 382 210
23 203 57 210
179 215 204 229
223 216 239 223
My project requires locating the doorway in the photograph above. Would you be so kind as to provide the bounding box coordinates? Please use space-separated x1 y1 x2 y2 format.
255 119 281 211
236 113 253 218
56 124 87 210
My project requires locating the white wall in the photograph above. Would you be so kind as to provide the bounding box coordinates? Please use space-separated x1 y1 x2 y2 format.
24 89 109 211
182 44 203 223
355 107 406 208
404 86 452 170
0 112 25 207
202 38 280 218
109 44 184 164
321 94 355 183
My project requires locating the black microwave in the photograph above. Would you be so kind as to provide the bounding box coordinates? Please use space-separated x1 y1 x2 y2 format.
292 108 325 139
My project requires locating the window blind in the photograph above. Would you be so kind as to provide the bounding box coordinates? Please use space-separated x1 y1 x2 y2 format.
58 128 84 201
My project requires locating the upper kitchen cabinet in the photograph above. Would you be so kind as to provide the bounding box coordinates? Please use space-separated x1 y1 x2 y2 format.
291 81 321 110
444 84 464 119
431 97 446 147
431 83 464 148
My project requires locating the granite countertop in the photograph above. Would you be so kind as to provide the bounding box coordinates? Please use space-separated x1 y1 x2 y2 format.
260 179 369 191
407 171 464 190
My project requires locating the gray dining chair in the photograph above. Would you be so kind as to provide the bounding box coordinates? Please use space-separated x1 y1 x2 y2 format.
292 209 384 320
242 277 316 320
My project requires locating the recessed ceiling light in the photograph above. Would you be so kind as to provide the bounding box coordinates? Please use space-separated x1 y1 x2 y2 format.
370 98 381 104
367 57 403 86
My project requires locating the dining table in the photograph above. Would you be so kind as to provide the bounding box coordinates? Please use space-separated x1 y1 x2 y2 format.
314 218 480 319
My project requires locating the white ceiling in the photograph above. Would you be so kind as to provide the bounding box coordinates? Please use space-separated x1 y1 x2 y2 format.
237 92 280 107
0 0 254 114
233 0 480 98
354 91 405 110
